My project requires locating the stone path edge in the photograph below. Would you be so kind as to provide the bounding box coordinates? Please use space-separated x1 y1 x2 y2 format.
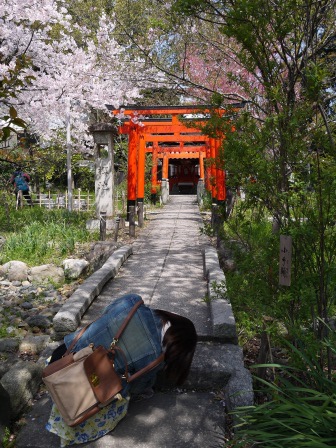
53 244 238 342
203 246 237 343
52 243 238 343
52 245 133 339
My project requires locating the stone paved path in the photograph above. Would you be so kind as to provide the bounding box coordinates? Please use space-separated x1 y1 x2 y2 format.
16 195 227 448
82 195 211 339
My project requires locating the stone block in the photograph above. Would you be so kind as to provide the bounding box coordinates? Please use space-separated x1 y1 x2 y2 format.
53 246 132 335
203 246 237 342
2 260 28 282
28 264 65 285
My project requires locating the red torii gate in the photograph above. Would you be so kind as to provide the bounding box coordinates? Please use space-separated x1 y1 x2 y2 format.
107 105 230 223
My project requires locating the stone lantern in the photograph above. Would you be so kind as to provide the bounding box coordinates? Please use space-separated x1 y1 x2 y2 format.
89 123 118 218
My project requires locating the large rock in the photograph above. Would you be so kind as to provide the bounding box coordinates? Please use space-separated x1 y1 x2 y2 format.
19 335 51 354
25 315 52 330
0 264 5 280
2 261 29 282
63 258 89 280
0 383 11 440
28 264 65 285
0 361 43 420
0 338 20 353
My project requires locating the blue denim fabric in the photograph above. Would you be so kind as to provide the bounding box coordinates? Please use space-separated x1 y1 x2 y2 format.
64 294 164 395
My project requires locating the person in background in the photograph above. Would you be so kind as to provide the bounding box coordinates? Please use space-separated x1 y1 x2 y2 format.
10 166 33 206
46 293 198 447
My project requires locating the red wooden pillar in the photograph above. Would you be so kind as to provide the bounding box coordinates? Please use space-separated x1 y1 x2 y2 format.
137 132 146 226
205 141 211 191
162 153 169 179
199 151 205 180
215 138 226 202
137 132 146 200
127 125 138 214
210 138 216 200
151 142 158 198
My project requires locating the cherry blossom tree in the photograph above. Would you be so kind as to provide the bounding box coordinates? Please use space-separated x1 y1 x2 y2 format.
183 37 262 103
111 0 261 106
0 0 162 148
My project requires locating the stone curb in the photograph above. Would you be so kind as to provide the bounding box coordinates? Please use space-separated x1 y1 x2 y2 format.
202 247 253 411
188 342 253 412
52 245 133 338
155 340 253 412
203 246 237 342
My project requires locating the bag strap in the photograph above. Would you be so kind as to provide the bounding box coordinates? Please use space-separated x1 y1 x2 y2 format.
64 298 165 382
112 347 164 383
110 299 144 348
65 299 144 356
128 353 165 383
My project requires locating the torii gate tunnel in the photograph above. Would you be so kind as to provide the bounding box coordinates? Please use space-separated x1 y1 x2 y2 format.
108 105 238 222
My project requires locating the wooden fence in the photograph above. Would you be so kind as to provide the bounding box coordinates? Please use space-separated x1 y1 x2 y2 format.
25 190 127 214
29 190 95 212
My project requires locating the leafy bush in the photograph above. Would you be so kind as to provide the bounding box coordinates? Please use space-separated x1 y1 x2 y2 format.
199 190 213 211
222 204 280 336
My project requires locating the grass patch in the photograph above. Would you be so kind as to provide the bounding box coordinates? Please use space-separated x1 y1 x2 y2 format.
0 207 99 266
229 341 336 447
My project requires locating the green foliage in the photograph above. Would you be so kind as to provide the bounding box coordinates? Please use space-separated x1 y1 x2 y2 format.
1 427 15 448
115 179 127 216
303 62 329 103
211 280 229 301
200 221 214 237
144 180 153 204
199 190 212 211
230 341 336 447
225 197 336 332
0 207 99 266
224 205 279 318
72 153 95 191
0 106 26 142
0 325 10 338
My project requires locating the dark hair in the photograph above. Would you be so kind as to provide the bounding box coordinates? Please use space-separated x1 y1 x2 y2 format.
155 309 197 386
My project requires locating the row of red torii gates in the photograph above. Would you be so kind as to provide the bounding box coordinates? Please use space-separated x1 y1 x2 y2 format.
107 105 239 224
